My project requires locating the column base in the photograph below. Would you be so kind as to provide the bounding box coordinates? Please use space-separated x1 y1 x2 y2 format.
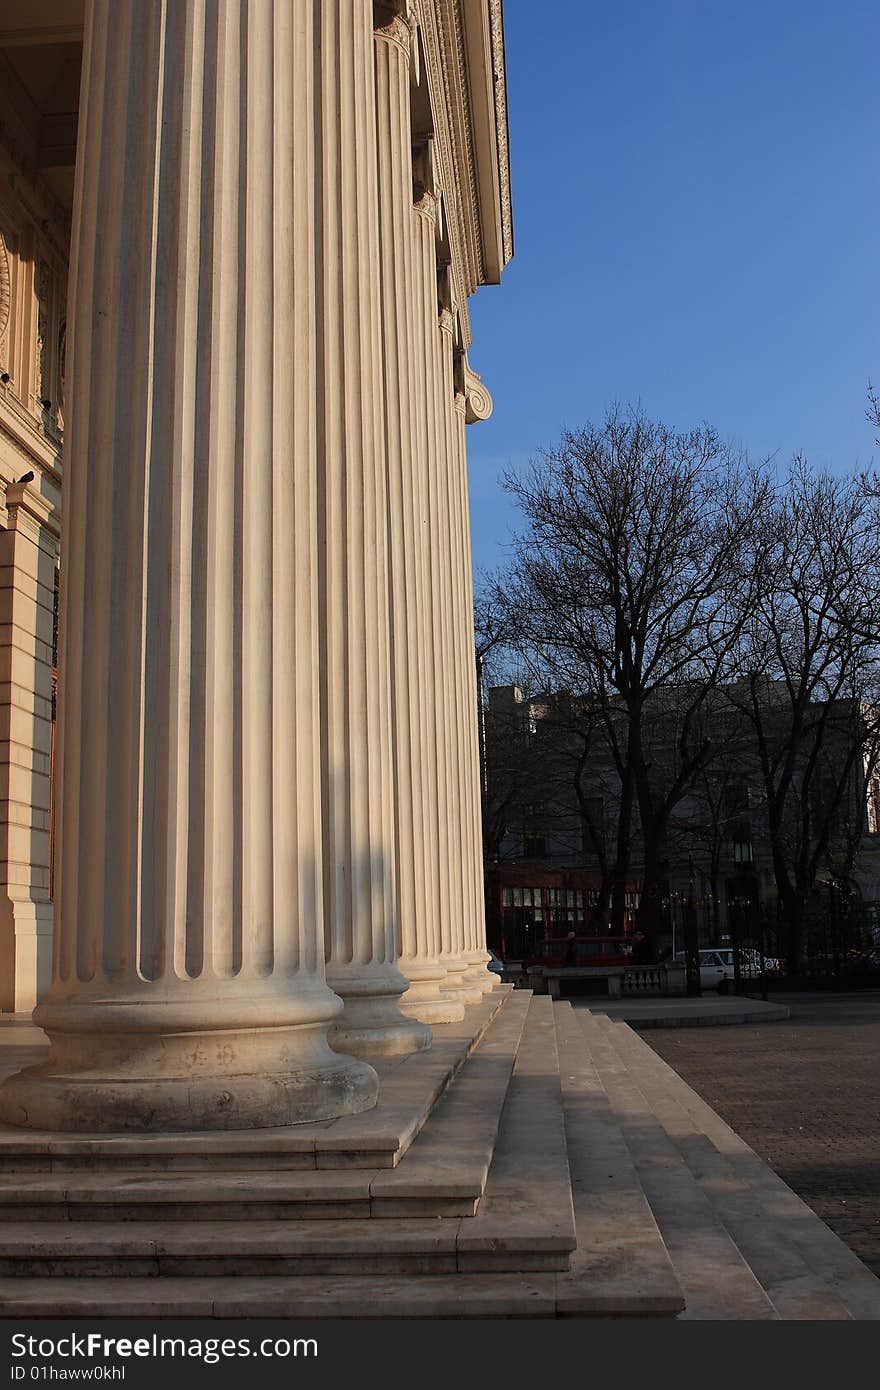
399 990 466 1025
326 975 432 1059
0 1022 379 1134
397 956 466 1024
440 962 484 1005
463 950 503 993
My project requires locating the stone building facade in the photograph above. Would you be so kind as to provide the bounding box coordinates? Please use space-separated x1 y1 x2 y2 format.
0 0 511 1132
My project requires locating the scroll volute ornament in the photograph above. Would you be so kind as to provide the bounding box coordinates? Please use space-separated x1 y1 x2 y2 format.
463 357 493 424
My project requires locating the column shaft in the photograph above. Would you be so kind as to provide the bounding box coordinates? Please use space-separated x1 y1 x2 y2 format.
319 0 429 1058
450 380 497 990
411 169 479 1006
373 13 458 1024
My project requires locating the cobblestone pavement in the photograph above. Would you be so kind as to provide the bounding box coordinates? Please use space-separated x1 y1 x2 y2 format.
645 991 880 1277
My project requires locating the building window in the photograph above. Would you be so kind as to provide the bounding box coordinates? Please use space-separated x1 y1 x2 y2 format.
733 840 754 863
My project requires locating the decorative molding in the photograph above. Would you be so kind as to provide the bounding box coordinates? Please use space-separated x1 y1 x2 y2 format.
439 0 483 286
488 0 513 266
0 231 9 360
416 2 473 346
415 2 513 349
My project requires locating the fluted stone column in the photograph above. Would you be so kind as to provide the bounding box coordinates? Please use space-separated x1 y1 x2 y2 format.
374 6 461 1025
0 0 380 1132
451 359 499 992
319 0 429 1059
410 165 460 1014
411 147 480 1007
435 293 481 1002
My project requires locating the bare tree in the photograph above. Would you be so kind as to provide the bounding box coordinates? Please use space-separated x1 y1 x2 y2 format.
669 743 760 945
729 460 880 969
867 380 880 448
494 405 767 957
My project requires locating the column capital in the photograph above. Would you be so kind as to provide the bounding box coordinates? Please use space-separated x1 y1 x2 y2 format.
413 138 441 236
437 262 457 323
374 2 417 64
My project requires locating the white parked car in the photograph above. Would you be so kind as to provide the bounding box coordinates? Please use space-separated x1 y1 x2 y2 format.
693 948 779 991
672 952 726 991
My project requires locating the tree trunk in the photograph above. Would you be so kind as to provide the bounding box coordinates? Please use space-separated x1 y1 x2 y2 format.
611 767 635 934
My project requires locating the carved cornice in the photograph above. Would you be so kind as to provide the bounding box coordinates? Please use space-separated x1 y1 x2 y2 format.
438 0 483 287
5 476 61 545
415 0 472 346
487 0 513 266
415 2 513 348
0 231 9 356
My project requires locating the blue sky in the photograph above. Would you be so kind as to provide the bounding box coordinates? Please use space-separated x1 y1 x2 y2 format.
466 0 880 579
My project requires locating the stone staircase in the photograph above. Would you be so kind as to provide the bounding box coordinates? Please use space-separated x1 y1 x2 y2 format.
0 990 877 1318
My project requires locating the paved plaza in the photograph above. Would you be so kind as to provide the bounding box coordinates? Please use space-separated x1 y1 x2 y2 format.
646 991 880 1277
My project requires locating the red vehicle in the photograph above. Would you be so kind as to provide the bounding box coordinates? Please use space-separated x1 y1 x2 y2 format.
522 936 634 970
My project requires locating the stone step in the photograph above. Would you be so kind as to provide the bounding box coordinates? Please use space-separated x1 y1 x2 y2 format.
0 990 510 1173
0 1269 666 1319
0 1000 684 1315
591 1015 852 1320
550 1002 684 1317
0 996 577 1280
0 1214 562 1278
593 1014 880 1320
453 995 576 1272
572 1009 778 1320
0 992 532 1221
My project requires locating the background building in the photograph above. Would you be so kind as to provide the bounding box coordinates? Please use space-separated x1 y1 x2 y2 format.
484 682 880 962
